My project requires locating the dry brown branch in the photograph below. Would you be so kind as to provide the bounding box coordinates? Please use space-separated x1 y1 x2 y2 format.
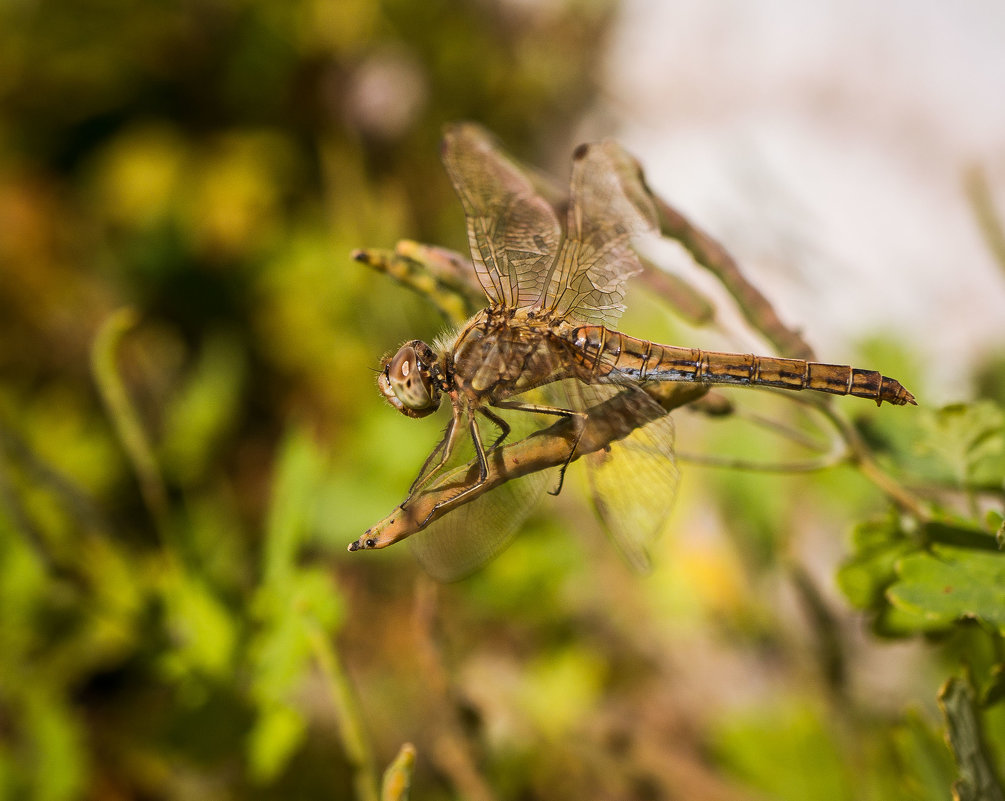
410 581 498 801
653 196 816 360
351 242 480 326
348 383 707 551
351 131 925 554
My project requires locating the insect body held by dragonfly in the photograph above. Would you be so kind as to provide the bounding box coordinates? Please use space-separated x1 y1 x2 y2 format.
349 123 915 580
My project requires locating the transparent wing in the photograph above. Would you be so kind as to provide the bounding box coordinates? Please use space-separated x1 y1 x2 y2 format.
540 140 659 327
406 399 552 581
583 400 677 572
408 468 550 582
441 123 561 310
555 380 679 572
409 379 678 579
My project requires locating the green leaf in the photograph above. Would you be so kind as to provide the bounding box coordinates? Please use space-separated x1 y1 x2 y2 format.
918 402 1005 486
263 427 327 586
981 664 1005 709
891 710 957 801
160 331 248 486
244 425 346 785
711 698 850 801
837 516 913 610
938 676 1005 801
157 567 237 680
247 704 308 784
886 545 1005 633
23 690 86 801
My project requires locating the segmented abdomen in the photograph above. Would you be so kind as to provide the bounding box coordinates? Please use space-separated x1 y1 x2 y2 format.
570 326 916 406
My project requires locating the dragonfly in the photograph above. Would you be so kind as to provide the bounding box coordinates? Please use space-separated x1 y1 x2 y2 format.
349 123 915 579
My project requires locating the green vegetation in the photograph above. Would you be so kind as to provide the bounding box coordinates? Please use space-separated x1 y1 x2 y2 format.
1 1 1002 799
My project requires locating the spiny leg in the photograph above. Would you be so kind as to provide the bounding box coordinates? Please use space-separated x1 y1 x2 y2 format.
406 405 507 511
478 406 510 450
405 410 461 501
419 411 490 527
491 398 588 497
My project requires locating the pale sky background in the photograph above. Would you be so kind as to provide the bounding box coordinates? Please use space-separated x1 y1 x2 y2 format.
581 0 1005 403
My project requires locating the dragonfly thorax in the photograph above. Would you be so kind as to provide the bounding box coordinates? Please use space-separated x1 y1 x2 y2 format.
378 340 442 418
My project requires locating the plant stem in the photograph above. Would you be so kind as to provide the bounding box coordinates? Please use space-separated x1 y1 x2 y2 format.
306 623 380 801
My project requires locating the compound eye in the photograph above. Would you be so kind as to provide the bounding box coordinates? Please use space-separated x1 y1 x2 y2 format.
388 345 434 411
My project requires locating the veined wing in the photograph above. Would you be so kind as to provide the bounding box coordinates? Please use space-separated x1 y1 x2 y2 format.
540 140 659 327
411 380 677 579
406 398 553 581
555 380 679 572
441 123 561 310
408 467 551 581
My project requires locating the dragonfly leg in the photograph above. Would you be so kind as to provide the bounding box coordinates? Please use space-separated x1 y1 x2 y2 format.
491 398 588 497
478 406 510 450
418 412 489 527
404 407 462 503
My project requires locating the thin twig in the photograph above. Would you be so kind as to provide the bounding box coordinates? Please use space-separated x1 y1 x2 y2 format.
350 385 702 550
810 397 930 521
653 196 815 360
636 254 716 326
352 243 479 326
90 307 171 542
411 579 498 801
306 622 380 801
676 452 844 474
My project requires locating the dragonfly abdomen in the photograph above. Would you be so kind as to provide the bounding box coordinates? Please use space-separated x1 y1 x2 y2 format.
572 327 916 406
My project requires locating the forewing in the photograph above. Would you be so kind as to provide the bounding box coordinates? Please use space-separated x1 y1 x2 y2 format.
442 123 561 309
541 140 659 327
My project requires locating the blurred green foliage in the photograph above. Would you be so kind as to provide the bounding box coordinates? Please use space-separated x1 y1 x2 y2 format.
1 0 1004 799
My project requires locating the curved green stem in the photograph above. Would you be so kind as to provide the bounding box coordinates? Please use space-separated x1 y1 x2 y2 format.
91 307 171 542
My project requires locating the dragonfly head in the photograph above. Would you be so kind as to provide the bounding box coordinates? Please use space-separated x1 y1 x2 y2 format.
378 340 441 418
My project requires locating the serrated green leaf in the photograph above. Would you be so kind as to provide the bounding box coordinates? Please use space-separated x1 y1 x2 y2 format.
886 545 1005 633
850 515 905 550
837 540 915 610
875 603 948 637
837 516 913 610
918 402 1005 486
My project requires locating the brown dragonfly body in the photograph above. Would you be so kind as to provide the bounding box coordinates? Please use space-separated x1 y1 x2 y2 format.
430 307 913 410
351 124 914 578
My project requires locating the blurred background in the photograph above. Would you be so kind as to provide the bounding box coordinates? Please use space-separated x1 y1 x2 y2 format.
1 0 1003 799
